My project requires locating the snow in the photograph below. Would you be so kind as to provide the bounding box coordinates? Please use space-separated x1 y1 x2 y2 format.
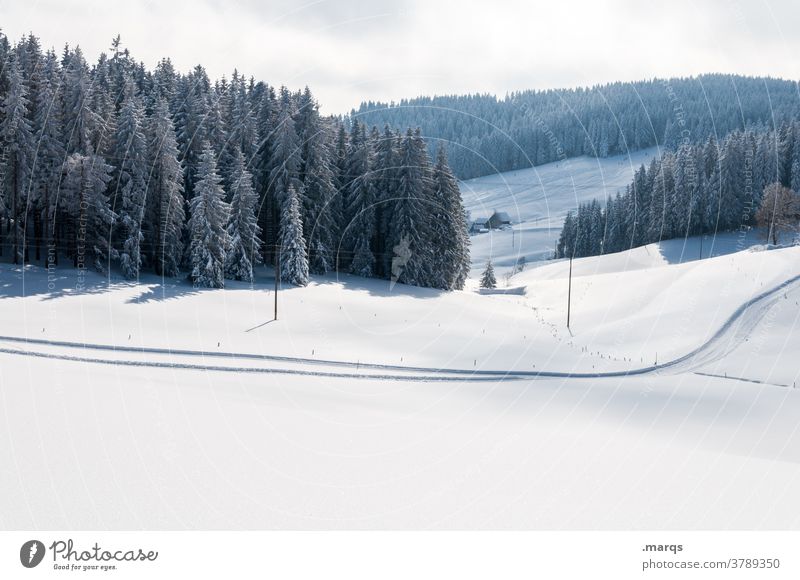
1 230 799 528
1 146 798 530
460 147 659 276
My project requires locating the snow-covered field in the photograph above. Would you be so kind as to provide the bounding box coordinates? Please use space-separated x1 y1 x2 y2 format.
2 146 798 530
1 231 799 528
460 147 658 276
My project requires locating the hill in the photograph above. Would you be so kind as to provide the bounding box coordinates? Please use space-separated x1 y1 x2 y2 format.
355 75 800 179
1 238 798 528
460 147 657 276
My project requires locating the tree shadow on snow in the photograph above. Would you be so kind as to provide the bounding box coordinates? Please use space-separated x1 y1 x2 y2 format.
655 229 765 265
308 271 446 300
0 263 123 301
1 262 444 303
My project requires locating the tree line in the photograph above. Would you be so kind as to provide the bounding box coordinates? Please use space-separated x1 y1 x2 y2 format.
354 75 800 179
555 122 800 259
0 32 470 290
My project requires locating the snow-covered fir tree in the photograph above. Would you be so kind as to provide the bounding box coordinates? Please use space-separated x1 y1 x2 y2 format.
372 125 400 277
188 144 230 288
0 55 35 264
279 185 309 286
145 96 185 277
60 153 116 271
344 121 375 276
225 147 262 282
30 49 65 262
387 128 433 286
297 91 338 274
61 47 100 155
348 236 374 278
431 146 470 290
266 90 303 264
174 65 212 198
113 78 149 279
480 260 496 289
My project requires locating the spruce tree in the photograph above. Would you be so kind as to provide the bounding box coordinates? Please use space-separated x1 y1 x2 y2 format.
345 122 376 277
480 260 496 289
145 96 185 277
266 92 303 263
31 50 65 262
62 47 99 155
341 120 371 269
225 148 262 282
372 125 400 277
188 144 230 288
301 116 338 275
431 146 470 290
387 128 433 286
350 236 375 278
279 185 309 286
174 66 212 198
113 79 148 279
60 153 116 271
0 55 35 264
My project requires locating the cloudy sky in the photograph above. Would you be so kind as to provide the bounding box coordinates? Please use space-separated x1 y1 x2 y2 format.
2 0 799 113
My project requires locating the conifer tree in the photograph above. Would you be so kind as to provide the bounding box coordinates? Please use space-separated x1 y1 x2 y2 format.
114 79 149 278
279 185 309 286
372 125 400 277
266 92 303 263
480 260 496 289
60 153 116 271
388 128 432 286
146 96 186 277
0 55 35 264
299 107 338 275
62 47 99 155
188 144 230 288
431 146 470 289
225 147 262 282
345 122 376 277
350 237 375 278
174 66 212 198
31 50 65 262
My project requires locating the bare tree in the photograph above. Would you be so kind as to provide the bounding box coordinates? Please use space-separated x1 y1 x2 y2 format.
756 183 800 245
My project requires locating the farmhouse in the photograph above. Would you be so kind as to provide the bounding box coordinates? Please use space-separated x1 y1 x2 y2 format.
488 211 512 229
470 217 490 234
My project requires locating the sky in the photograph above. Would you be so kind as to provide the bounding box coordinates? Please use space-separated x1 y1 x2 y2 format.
1 0 799 114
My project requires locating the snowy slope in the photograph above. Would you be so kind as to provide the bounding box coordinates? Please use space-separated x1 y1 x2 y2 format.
460 147 658 276
1 235 799 529
2 359 800 529
0 231 784 376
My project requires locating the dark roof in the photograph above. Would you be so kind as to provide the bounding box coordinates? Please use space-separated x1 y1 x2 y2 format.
472 217 489 224
492 211 511 222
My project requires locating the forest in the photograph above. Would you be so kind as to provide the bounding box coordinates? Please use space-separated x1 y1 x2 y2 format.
355 76 800 179
555 123 800 260
0 32 471 290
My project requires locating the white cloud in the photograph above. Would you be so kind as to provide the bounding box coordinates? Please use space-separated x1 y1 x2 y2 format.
1 0 798 113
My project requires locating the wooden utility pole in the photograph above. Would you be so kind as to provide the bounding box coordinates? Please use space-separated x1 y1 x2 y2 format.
567 254 573 329
274 248 280 321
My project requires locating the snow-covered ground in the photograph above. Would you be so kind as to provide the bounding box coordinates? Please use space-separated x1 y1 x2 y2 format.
1 148 797 530
460 147 658 276
1 231 799 528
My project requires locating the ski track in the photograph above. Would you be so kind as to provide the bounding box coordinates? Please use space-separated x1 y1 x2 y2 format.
1 272 798 383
